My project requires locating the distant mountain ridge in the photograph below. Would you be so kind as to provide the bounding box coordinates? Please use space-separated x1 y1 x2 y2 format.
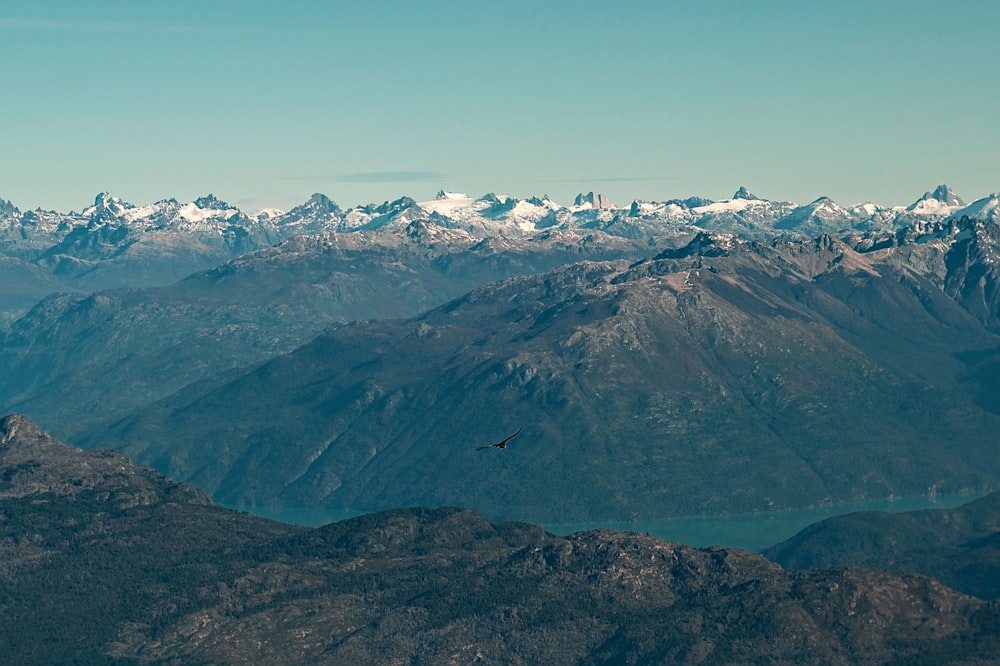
2 184 995 325
3 186 998 263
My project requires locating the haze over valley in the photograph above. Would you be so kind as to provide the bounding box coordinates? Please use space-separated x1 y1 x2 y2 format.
5 1 1000 660
2 185 999 525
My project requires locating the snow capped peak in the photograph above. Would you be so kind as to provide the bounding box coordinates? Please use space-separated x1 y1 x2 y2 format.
951 194 1000 222
82 192 135 223
771 196 849 233
477 193 512 205
929 184 964 207
807 196 845 212
177 195 241 224
435 190 469 201
850 202 881 216
253 208 285 220
6 186 1000 258
907 185 965 213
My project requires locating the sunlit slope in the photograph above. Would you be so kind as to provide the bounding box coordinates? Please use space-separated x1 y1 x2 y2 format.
98 233 1000 521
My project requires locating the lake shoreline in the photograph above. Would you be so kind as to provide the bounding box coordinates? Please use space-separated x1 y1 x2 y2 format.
227 491 989 552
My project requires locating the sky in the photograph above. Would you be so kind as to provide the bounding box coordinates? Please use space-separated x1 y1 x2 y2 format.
2 0 999 213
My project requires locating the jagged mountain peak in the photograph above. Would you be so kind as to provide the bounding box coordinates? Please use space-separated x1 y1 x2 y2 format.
929 184 965 206
193 194 234 210
574 191 613 209
0 413 209 505
373 195 418 213
0 413 47 446
908 185 966 212
477 192 508 204
91 191 133 211
81 191 135 225
305 192 341 212
275 194 342 229
93 191 117 206
733 185 759 200
0 196 19 217
653 230 732 259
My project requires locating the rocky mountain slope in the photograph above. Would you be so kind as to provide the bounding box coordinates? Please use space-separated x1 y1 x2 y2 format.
3 414 999 665
0 222 655 439
86 220 1000 522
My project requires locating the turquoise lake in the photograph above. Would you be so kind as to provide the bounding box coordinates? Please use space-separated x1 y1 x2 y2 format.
233 492 984 552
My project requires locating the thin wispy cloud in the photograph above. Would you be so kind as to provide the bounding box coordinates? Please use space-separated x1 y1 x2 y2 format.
543 176 677 184
0 17 234 34
233 194 309 210
339 171 447 184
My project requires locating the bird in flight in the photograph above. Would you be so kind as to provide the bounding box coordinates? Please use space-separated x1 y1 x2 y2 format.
477 428 522 450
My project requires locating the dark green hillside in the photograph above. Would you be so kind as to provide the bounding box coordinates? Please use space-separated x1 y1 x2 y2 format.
95 234 1000 522
3 414 1000 665
763 491 1000 599
0 414 302 664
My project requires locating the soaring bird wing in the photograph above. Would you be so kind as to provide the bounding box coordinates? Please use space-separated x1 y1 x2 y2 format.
477 428 522 450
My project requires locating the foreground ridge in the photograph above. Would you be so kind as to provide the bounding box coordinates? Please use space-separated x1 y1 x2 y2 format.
1 415 999 664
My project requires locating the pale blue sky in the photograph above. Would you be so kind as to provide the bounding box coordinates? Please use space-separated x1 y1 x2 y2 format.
3 0 998 212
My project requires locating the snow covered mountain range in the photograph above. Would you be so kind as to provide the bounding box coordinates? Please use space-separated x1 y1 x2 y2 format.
0 184 996 327
2 185 997 253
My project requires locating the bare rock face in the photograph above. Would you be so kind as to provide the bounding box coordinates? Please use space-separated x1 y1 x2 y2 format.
574 191 614 209
0 413 209 507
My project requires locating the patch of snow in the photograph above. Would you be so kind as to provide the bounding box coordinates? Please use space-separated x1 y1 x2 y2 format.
953 195 999 221
418 195 477 215
178 202 238 223
908 198 961 215
693 198 768 214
